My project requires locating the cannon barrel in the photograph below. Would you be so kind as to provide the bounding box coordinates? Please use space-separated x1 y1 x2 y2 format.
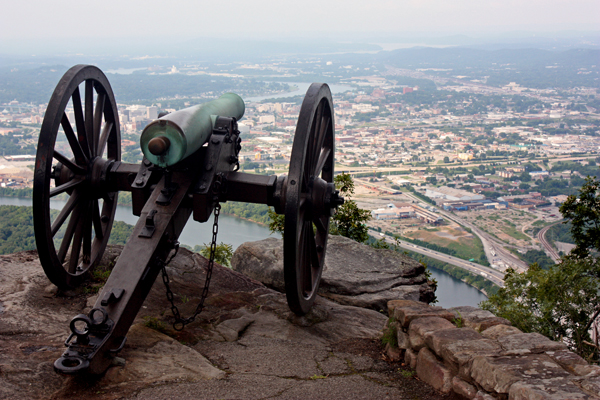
140 93 245 167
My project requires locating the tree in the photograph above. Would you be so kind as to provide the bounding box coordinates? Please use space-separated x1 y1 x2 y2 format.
520 171 532 182
481 176 600 362
559 176 600 258
196 242 234 268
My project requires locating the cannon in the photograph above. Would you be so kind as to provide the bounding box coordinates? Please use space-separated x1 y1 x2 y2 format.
33 65 343 375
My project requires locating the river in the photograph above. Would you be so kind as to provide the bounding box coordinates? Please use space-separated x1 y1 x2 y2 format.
1 197 486 308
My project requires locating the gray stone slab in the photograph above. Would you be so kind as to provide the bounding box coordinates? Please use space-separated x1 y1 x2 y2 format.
498 332 568 355
388 299 455 328
481 324 522 340
510 378 597 399
416 347 453 394
471 354 572 394
440 338 502 378
408 316 456 351
425 327 483 356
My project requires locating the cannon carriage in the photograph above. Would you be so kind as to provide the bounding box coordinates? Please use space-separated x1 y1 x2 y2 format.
33 65 343 375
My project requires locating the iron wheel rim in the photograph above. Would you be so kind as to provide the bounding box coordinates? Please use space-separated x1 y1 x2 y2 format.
33 65 121 289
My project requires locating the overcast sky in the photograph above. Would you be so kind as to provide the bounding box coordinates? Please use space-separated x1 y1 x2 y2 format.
1 0 598 50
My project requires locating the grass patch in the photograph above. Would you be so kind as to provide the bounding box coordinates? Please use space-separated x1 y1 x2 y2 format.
143 316 169 334
399 369 415 378
406 228 489 266
501 225 530 241
382 317 398 348
452 311 464 328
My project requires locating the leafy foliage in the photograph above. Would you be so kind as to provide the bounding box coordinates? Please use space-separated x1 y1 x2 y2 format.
220 202 272 225
559 176 600 258
328 173 371 243
197 242 234 268
0 205 134 256
0 205 36 254
481 260 599 361
482 176 600 362
516 249 555 270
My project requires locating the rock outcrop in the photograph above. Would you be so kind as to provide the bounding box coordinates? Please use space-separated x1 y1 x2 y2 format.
0 246 444 400
385 301 600 399
232 235 436 311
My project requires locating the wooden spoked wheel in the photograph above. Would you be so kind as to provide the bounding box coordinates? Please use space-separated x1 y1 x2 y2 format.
33 65 121 289
284 83 336 315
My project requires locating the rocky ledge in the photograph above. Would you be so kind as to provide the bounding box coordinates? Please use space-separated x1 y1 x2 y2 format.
0 244 442 400
232 235 436 311
384 300 600 399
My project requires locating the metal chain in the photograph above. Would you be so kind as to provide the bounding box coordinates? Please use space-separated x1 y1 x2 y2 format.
160 175 223 331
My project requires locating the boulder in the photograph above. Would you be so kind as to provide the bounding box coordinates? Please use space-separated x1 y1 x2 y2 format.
231 235 435 311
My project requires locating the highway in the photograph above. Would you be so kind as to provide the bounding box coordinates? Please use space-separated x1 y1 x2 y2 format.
370 229 505 287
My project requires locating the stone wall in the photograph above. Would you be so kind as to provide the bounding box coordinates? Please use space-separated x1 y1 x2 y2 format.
384 300 600 399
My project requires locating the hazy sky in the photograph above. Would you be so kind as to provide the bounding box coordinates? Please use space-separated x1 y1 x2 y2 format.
1 0 598 47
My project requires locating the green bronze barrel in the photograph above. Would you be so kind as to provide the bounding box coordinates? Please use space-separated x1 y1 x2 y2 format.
140 93 245 167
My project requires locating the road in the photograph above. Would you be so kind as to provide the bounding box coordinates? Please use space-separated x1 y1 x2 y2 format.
537 220 564 262
370 229 505 287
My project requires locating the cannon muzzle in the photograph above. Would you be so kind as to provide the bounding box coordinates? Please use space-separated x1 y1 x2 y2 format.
140 93 245 167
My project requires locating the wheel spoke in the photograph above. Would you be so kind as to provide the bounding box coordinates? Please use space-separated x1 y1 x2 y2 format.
51 190 80 236
72 87 91 159
304 103 324 181
49 178 83 198
53 150 86 175
298 193 308 231
307 225 319 284
301 221 312 294
314 148 331 177
85 80 94 157
96 121 112 158
92 91 105 157
57 202 83 263
82 199 92 266
313 215 328 234
68 209 85 274
92 199 104 241
312 114 330 175
61 113 88 165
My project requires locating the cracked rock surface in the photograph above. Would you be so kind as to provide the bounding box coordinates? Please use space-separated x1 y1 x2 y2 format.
232 235 437 312
0 246 448 400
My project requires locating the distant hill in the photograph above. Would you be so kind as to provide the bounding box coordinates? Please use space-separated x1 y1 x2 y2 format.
379 47 600 89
